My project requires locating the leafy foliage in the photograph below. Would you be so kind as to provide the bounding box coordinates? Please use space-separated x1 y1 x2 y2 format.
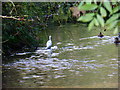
78 4 98 11
77 13 94 22
2 1 119 56
2 2 75 56
77 1 120 33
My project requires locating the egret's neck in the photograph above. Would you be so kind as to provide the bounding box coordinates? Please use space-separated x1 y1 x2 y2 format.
49 36 51 40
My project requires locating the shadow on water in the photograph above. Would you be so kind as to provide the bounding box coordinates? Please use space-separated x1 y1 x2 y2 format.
2 23 118 88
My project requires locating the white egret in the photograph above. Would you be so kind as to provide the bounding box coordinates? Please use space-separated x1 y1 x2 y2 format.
46 35 52 49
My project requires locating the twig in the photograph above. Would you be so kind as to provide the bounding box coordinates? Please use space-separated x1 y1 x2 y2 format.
0 15 26 21
8 0 17 15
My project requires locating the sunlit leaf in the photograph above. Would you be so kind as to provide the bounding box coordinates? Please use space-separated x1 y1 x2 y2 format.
97 14 104 27
86 13 95 16
111 1 117 5
85 0 92 4
93 0 97 4
78 4 98 11
103 2 112 13
106 14 119 25
112 6 119 14
110 0 117 2
78 1 84 7
77 13 94 22
77 16 93 22
118 20 120 26
93 18 99 26
88 20 94 31
100 7 107 17
113 26 118 34
107 20 118 30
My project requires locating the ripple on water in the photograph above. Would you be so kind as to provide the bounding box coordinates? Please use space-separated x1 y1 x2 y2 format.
23 76 31 79
32 75 43 78
54 75 66 79
66 43 74 46
61 45 94 52
5 57 82 77
107 74 114 77
69 70 76 72
57 42 62 45
15 52 32 55
110 58 117 61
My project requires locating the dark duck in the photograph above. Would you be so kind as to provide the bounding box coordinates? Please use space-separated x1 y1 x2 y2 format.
114 37 120 45
118 32 120 38
98 32 104 38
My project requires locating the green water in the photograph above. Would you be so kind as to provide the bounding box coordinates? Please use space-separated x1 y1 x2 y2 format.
3 23 118 88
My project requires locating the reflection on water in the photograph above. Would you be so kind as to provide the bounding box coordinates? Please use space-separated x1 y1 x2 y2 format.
3 24 118 88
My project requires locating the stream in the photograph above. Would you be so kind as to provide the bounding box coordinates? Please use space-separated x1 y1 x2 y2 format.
2 23 119 88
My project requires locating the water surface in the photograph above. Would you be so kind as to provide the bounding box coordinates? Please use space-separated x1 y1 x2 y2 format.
3 23 118 88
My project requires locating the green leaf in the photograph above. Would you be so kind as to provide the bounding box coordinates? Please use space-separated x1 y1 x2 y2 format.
113 26 118 34
77 13 94 22
111 1 117 5
100 7 107 17
88 20 94 31
78 1 84 8
85 0 92 4
93 0 97 4
77 16 93 22
107 20 118 30
118 20 120 26
112 6 119 14
86 13 95 16
78 4 98 11
111 0 117 5
103 2 112 13
106 14 119 25
93 18 99 26
97 14 104 27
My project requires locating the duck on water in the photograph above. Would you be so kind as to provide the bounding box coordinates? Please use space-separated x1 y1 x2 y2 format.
118 32 120 38
98 32 104 38
114 33 120 45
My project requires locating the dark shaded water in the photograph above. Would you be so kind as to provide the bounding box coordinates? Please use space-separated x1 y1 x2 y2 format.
3 24 119 88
